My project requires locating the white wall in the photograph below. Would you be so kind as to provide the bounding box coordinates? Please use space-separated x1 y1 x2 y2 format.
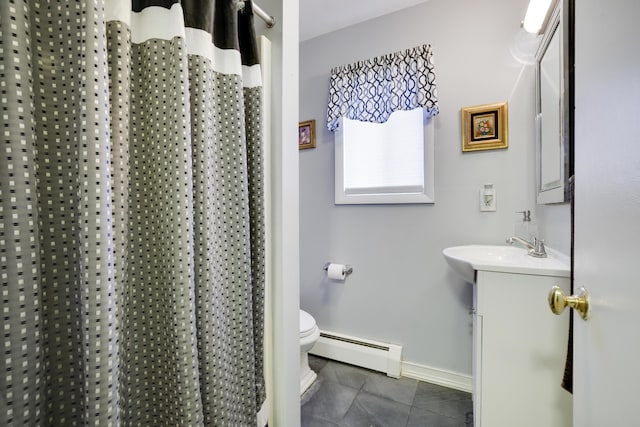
255 0 301 424
299 0 570 376
538 204 571 255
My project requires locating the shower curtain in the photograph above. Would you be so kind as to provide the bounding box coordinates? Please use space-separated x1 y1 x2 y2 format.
0 0 265 425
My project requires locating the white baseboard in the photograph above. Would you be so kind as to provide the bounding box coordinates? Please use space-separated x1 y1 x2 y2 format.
309 330 402 378
308 329 471 393
401 361 472 393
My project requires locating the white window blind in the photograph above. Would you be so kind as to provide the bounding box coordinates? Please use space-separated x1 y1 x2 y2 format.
335 108 434 204
343 108 424 194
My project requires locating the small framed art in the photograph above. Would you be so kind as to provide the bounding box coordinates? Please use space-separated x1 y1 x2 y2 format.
299 120 316 150
461 102 508 152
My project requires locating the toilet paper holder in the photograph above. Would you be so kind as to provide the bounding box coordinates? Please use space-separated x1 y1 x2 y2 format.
323 262 353 276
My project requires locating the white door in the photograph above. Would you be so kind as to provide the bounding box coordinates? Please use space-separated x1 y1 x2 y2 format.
573 1 640 425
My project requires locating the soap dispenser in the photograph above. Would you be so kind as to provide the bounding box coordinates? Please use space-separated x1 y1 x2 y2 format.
514 210 532 239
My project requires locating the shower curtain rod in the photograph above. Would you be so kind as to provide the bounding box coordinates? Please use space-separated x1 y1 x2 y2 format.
253 2 276 28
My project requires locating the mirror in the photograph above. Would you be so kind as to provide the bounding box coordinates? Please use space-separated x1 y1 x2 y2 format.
535 0 573 204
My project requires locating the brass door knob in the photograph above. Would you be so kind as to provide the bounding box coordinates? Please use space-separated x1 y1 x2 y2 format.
548 286 590 320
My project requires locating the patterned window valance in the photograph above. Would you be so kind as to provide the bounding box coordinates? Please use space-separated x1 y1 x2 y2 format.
327 44 439 131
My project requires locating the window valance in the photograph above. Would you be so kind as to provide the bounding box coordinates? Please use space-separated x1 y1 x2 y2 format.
326 44 439 131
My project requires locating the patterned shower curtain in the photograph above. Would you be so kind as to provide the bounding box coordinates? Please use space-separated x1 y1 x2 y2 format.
0 0 265 425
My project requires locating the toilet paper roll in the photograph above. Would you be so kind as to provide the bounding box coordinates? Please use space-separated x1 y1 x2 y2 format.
327 263 346 281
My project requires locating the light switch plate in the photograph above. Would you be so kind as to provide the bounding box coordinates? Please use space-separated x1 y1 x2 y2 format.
480 188 496 211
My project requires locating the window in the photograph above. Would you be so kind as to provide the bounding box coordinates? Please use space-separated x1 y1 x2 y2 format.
335 108 435 204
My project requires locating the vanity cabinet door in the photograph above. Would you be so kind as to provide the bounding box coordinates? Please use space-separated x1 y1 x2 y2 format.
471 285 482 426
474 271 572 427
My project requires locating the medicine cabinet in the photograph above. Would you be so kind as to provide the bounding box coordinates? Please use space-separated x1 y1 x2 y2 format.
535 0 573 204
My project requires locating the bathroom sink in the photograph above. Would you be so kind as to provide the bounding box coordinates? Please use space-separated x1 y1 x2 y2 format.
443 245 570 283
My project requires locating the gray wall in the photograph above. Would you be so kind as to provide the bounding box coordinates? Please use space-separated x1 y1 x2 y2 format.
299 0 570 375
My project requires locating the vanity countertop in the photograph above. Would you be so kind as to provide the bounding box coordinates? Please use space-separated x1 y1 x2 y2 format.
443 244 570 283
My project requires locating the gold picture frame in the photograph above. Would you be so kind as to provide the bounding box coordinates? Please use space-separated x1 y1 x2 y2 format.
461 102 508 152
299 120 316 150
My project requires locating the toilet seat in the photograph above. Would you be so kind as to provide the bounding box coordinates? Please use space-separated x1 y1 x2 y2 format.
300 310 317 338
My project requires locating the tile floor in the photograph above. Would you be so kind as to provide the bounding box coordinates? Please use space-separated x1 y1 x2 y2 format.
301 356 473 427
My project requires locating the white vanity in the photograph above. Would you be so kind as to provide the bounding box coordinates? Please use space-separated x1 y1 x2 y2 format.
444 245 572 427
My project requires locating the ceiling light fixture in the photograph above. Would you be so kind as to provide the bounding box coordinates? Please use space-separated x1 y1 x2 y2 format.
523 0 554 34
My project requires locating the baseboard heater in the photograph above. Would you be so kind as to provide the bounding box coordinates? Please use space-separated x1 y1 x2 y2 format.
309 330 402 378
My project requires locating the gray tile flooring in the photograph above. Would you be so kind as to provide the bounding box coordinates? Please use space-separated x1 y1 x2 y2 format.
301 356 473 427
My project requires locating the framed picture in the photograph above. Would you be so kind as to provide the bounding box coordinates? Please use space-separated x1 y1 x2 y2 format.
461 102 508 152
299 120 316 150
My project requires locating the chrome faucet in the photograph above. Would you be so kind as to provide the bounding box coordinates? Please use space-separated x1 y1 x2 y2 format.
506 236 547 258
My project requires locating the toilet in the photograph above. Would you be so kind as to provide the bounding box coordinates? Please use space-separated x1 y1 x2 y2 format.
299 309 320 394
